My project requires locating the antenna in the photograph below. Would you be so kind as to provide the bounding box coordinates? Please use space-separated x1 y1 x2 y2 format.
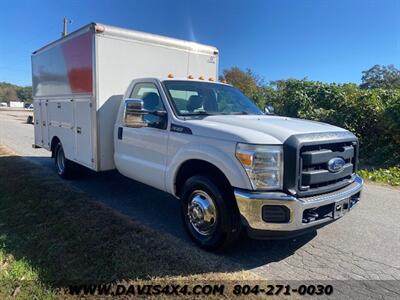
62 17 72 37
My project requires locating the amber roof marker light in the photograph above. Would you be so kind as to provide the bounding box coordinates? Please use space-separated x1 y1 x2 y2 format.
95 25 105 33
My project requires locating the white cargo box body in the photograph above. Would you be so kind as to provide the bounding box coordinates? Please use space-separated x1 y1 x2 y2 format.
32 23 218 171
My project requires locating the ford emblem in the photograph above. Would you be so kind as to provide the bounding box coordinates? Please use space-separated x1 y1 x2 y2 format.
327 157 345 173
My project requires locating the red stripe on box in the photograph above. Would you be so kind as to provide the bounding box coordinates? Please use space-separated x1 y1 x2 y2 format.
61 31 93 93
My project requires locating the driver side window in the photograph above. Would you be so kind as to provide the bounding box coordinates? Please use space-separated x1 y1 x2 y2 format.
130 83 166 129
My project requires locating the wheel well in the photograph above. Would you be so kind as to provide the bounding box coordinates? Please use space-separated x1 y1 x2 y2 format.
174 159 232 198
50 136 60 157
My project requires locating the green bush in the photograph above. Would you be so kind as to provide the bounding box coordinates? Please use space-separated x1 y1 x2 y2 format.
358 168 400 186
222 66 400 168
265 80 400 167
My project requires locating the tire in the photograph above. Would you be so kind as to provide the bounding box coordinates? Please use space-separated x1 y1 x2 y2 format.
54 142 76 179
181 175 241 251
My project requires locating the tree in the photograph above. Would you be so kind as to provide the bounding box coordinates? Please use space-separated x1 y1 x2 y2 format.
360 64 400 89
220 67 258 96
0 83 19 102
16 86 33 103
220 67 268 107
0 82 32 103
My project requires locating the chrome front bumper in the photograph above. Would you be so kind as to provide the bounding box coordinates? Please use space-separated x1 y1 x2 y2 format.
234 175 363 236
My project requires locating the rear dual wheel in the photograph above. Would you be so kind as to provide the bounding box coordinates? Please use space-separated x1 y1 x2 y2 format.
54 142 76 179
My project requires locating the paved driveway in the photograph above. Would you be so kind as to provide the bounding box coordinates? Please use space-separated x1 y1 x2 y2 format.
1 110 399 282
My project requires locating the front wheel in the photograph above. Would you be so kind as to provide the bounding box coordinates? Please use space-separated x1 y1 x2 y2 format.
181 175 241 251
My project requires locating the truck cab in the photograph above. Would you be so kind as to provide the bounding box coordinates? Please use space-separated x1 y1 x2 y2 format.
109 77 364 249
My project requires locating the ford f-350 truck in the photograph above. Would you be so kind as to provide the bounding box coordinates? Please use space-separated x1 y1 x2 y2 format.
32 23 363 250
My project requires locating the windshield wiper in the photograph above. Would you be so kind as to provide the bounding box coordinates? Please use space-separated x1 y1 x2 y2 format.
182 111 252 116
181 111 217 116
220 111 249 115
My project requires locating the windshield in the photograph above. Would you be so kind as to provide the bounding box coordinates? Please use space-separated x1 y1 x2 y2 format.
163 80 263 116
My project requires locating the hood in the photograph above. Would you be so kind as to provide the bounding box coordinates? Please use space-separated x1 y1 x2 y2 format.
185 115 349 144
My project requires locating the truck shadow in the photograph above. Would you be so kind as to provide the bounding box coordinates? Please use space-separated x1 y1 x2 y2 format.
53 160 316 270
0 154 316 287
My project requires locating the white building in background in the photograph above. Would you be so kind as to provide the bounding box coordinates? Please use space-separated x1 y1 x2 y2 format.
9 101 24 108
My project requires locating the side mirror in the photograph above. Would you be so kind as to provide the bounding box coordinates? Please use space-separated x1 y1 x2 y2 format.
264 105 275 115
123 99 149 128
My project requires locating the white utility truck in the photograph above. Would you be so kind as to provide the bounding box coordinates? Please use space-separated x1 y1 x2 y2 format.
32 23 363 249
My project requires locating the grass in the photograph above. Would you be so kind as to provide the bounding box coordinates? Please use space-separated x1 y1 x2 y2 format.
0 145 257 299
358 167 400 186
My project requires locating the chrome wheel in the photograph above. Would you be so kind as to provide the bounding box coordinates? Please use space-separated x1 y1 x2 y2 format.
187 190 217 236
56 146 65 175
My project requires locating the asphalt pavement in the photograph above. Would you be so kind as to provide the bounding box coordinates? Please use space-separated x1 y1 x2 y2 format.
1 110 399 284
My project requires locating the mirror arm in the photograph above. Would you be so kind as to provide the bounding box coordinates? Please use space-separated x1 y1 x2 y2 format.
150 110 167 117
127 108 150 115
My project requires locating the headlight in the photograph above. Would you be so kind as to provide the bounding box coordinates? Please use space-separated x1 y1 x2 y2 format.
235 143 283 190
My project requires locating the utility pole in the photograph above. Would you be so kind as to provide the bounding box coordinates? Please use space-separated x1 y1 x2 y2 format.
62 17 72 37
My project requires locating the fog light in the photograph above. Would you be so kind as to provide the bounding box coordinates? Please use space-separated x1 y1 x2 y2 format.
262 205 290 223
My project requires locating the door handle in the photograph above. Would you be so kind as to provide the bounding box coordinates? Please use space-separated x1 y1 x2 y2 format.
77 127 82 134
118 127 123 140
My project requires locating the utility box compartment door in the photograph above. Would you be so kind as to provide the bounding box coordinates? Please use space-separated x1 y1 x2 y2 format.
47 99 75 158
33 99 49 148
33 99 42 147
74 98 93 167
41 100 49 148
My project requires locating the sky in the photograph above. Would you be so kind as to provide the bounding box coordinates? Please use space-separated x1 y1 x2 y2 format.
0 0 399 86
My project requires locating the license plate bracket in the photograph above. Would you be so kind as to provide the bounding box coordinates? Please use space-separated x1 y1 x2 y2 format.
334 198 351 219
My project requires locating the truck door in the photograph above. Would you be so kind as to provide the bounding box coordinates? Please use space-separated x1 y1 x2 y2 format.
114 82 168 191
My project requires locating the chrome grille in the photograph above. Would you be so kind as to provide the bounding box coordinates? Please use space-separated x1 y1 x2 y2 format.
298 141 357 194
